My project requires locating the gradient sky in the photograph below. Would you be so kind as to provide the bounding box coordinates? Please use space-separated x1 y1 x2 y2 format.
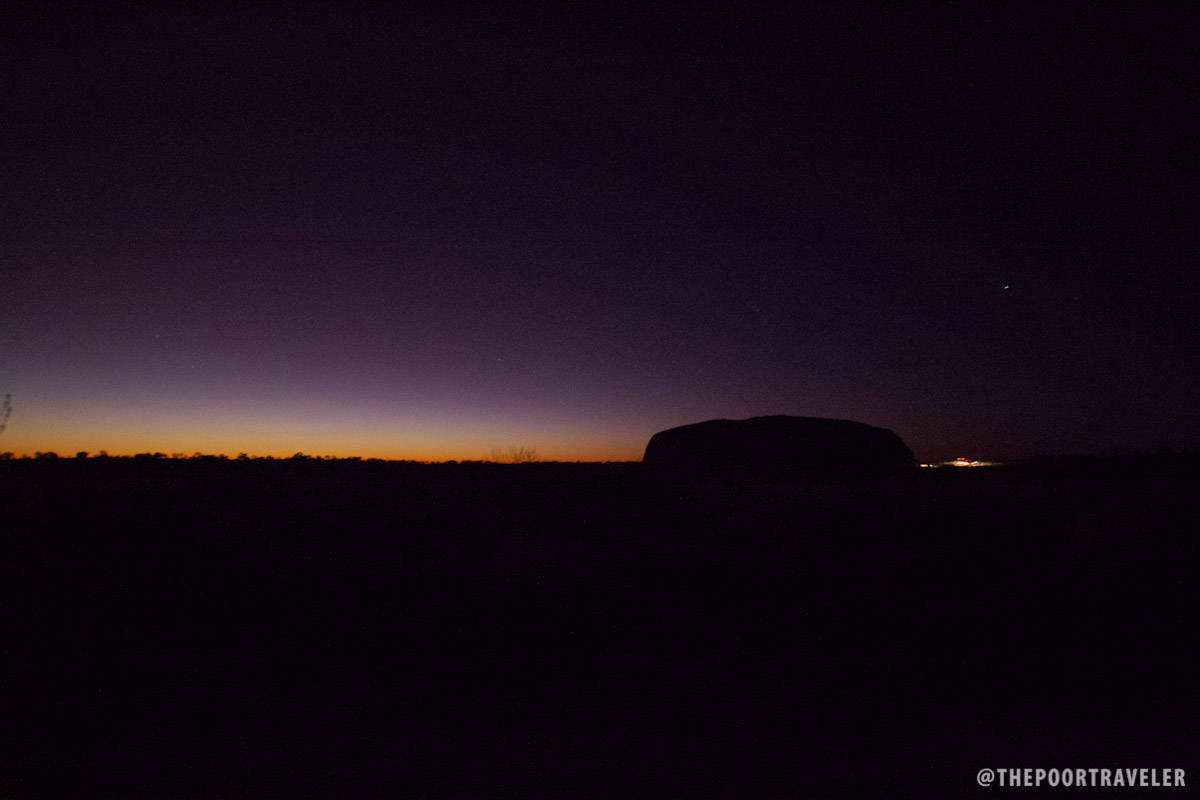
3 5 1196 461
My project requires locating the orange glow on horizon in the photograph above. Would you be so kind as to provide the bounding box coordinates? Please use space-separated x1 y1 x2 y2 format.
0 436 643 463
0 413 647 462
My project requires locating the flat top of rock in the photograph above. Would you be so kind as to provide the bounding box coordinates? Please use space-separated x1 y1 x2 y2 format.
643 415 914 471
652 415 889 433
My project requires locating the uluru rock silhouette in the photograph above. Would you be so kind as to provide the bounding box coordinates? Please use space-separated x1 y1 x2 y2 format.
642 415 915 477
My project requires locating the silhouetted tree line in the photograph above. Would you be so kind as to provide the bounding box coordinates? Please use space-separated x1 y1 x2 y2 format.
0 451 632 465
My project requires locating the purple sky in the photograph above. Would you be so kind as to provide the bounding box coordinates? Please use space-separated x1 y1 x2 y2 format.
3 5 1196 460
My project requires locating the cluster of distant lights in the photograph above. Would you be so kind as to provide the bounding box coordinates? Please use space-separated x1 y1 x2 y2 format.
919 458 999 468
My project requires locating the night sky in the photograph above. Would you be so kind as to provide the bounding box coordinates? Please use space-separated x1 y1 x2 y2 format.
4 5 1196 461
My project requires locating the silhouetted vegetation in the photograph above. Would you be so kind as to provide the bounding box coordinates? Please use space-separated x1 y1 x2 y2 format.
489 445 541 463
3 454 1197 795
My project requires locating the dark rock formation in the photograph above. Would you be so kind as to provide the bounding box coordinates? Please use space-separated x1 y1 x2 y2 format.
642 415 915 477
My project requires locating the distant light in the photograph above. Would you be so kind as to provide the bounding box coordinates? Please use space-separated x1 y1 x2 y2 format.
943 457 997 467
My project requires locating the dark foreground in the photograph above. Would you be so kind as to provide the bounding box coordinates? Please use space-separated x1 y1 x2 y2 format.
3 456 1198 797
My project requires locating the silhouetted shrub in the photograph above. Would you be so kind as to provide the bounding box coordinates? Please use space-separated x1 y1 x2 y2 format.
490 446 540 463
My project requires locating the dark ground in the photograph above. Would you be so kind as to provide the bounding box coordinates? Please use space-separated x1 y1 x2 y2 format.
3 456 1198 797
